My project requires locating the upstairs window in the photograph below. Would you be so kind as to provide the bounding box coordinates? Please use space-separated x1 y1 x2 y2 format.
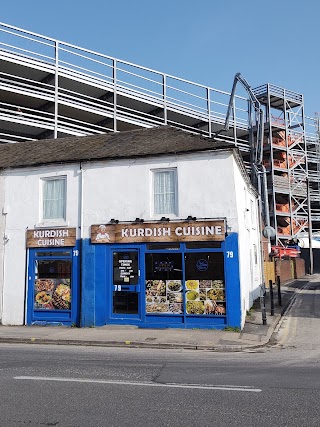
42 177 66 221
153 169 177 215
250 199 255 226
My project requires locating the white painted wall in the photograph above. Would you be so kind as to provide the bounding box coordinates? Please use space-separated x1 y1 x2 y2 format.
82 151 240 238
233 158 262 327
1 165 80 325
0 149 261 326
0 175 5 322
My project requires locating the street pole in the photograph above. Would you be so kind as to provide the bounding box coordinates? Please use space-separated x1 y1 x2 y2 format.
260 283 267 325
269 279 274 315
277 275 282 306
307 178 314 275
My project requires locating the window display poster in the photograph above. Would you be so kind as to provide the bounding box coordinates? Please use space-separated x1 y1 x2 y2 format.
34 279 71 310
185 280 225 315
146 280 183 314
145 279 226 315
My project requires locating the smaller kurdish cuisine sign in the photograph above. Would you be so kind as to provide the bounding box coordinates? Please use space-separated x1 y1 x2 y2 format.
91 220 226 244
26 228 76 248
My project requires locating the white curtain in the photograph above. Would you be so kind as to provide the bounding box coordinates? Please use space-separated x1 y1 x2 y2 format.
154 170 176 214
43 178 66 219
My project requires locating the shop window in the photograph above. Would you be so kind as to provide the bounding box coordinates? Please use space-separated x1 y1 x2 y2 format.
185 242 222 249
253 244 258 265
34 259 71 310
42 177 66 221
145 253 183 314
147 243 180 250
250 199 255 226
36 251 71 257
113 252 138 285
153 169 177 215
185 252 226 316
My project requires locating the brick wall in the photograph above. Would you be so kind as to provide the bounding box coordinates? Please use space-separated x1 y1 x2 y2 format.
295 258 305 278
275 258 305 283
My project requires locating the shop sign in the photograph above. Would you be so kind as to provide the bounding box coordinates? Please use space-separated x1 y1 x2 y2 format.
26 228 76 248
91 220 225 244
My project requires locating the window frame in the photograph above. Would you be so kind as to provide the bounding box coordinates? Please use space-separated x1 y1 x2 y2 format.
151 168 178 217
144 244 226 317
41 176 67 223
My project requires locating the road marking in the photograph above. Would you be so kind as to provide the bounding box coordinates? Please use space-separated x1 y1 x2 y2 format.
14 376 262 392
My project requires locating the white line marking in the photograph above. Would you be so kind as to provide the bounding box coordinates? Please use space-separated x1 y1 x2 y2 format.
14 376 262 392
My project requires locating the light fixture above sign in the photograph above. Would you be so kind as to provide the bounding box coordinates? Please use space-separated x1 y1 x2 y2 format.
134 218 144 223
109 218 119 224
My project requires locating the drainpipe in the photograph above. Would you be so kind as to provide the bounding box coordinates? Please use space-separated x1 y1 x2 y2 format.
79 162 84 242
78 162 85 326
0 211 6 324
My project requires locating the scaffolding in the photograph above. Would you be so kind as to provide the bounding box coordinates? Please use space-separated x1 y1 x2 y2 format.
0 22 319 247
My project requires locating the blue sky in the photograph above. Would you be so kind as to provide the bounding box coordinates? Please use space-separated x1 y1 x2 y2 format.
1 0 319 120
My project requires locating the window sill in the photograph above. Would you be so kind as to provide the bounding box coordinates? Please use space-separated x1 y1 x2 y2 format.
34 220 69 228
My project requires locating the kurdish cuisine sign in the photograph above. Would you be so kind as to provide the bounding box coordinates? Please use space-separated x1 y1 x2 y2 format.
26 228 77 248
91 220 225 244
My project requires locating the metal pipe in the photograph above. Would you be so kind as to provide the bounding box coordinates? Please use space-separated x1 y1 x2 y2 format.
307 178 314 274
113 59 117 132
163 74 167 125
207 87 211 137
54 41 59 139
276 275 282 306
269 279 274 315
260 283 267 325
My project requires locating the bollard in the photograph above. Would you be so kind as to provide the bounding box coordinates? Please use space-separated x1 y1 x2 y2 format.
260 283 267 325
276 275 282 306
269 279 274 316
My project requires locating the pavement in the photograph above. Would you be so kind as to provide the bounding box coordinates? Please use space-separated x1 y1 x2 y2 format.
0 275 314 351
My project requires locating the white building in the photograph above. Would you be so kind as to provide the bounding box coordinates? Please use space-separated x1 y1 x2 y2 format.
0 126 262 329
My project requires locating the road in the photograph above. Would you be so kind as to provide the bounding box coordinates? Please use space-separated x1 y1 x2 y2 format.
0 279 320 427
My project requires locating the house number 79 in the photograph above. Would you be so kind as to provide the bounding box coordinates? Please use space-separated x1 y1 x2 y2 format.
227 251 234 258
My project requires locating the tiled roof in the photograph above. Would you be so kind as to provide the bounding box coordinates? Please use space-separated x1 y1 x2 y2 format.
0 126 235 169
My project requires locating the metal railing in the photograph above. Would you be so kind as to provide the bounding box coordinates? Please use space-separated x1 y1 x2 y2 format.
0 22 250 140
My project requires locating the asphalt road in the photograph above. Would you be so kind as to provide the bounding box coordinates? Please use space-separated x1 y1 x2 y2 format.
0 279 320 427
0 342 319 427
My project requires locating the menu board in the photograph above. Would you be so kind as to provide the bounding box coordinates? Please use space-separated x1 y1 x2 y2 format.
146 280 183 314
185 280 225 315
113 252 138 285
34 279 71 310
118 258 134 282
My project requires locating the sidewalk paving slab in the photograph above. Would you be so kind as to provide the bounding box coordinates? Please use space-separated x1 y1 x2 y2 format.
0 275 315 352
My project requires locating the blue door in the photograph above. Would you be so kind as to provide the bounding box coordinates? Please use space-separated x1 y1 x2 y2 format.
27 246 80 326
111 249 141 319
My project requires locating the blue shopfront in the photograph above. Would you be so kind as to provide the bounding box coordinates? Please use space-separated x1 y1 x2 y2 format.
26 227 80 326
81 220 242 329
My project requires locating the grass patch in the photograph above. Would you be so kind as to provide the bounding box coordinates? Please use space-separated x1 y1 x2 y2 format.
223 326 241 332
